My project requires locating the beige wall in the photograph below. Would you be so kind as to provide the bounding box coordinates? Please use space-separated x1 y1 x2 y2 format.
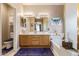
77 4 79 31
0 3 2 55
1 4 14 42
23 5 64 19
1 4 9 42
23 5 64 32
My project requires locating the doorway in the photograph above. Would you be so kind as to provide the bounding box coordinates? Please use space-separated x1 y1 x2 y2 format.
0 3 15 55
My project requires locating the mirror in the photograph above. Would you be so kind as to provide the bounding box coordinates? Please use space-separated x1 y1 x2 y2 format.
34 18 43 32
35 22 42 32
20 16 49 33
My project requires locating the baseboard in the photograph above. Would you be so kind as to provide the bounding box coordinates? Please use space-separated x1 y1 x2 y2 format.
20 45 50 48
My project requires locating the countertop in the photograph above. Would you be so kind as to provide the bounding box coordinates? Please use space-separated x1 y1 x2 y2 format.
19 32 50 35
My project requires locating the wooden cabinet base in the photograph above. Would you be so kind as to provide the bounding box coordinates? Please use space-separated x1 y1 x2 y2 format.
20 45 50 48
19 35 50 48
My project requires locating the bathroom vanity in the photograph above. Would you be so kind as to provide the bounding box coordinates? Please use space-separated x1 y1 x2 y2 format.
19 33 50 48
19 15 50 48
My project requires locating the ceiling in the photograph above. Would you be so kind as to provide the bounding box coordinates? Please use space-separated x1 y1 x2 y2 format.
22 3 65 5
8 3 65 8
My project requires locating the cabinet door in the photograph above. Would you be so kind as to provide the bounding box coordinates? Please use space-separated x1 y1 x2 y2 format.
19 35 32 46
19 35 25 46
40 35 50 45
31 35 40 45
25 35 32 45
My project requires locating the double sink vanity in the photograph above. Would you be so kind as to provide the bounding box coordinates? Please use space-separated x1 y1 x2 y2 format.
19 32 50 48
19 16 50 48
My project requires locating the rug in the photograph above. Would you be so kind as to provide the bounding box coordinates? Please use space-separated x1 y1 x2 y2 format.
14 48 54 56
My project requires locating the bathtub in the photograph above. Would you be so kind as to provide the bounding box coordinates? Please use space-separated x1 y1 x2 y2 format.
50 33 64 47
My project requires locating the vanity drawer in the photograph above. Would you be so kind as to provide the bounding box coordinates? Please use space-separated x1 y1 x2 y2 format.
32 40 40 45
30 35 41 41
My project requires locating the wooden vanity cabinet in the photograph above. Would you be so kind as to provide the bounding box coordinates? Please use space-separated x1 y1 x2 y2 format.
19 35 32 46
31 35 40 45
19 35 50 48
40 35 50 45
